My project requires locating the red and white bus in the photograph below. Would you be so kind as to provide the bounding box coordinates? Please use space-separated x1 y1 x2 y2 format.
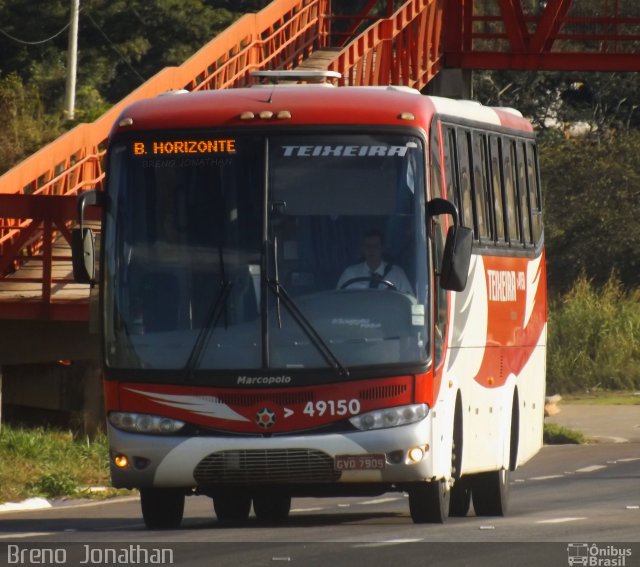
73 71 546 528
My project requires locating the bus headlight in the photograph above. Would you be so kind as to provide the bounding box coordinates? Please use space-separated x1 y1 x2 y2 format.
109 412 185 434
349 404 429 431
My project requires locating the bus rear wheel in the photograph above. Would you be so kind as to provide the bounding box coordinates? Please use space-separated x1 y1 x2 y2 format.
213 490 251 523
140 488 185 529
253 492 292 524
470 468 510 516
408 479 450 523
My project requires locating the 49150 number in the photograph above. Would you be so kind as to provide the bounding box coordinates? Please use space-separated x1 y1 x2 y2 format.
303 399 361 418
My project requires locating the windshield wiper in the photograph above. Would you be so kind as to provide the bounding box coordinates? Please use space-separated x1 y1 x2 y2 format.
266 278 349 378
183 280 233 379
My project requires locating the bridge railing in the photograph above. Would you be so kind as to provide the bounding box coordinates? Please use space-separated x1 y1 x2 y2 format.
0 0 330 319
328 0 442 88
446 0 640 71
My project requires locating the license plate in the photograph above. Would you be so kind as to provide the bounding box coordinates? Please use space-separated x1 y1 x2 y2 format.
335 454 385 471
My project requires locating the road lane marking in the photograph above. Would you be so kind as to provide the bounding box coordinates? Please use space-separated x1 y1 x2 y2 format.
575 465 607 473
354 539 423 547
529 475 564 481
0 532 54 539
536 517 586 524
592 435 628 443
359 497 400 505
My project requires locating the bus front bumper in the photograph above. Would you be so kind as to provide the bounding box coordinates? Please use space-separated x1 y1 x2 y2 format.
107 418 436 489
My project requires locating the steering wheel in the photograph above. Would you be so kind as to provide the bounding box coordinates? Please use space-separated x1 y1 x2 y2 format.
339 276 397 291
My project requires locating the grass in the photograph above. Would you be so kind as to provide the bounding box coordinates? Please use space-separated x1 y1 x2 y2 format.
0 426 127 504
547 275 640 393
543 423 585 445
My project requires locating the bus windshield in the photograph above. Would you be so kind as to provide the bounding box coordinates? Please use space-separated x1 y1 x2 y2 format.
103 132 429 375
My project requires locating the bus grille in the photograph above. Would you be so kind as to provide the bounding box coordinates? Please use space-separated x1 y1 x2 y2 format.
193 449 340 484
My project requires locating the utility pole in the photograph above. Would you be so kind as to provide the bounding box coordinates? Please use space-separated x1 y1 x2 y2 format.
64 0 80 120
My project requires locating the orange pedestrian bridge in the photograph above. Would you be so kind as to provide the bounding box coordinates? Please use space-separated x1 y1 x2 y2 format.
2 0 640 365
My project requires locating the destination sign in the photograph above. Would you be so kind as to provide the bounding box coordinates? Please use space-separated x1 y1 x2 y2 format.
132 139 236 156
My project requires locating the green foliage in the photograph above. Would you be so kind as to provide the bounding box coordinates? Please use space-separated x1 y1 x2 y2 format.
0 427 110 502
475 70 640 134
547 275 640 393
540 131 640 292
0 72 62 172
0 0 240 126
543 423 585 445
27 471 79 498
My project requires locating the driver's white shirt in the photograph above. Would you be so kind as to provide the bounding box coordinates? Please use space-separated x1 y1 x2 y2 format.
337 261 413 294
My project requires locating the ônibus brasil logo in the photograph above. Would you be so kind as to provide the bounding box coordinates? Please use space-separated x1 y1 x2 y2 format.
567 543 632 566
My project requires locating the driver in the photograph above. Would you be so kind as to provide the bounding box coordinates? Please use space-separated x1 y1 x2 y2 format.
337 228 412 293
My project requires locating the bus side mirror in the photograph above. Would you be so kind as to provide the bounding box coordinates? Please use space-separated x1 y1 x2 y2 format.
72 228 96 283
440 225 473 291
71 190 103 284
427 197 473 292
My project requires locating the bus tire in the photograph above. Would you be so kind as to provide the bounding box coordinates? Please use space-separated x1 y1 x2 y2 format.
140 488 185 529
470 468 510 516
253 491 292 524
213 490 251 523
449 395 470 516
408 480 449 523
449 477 471 517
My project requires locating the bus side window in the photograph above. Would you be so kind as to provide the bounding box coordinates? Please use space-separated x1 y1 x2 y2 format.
527 142 544 244
490 136 506 243
456 128 474 233
472 132 492 243
502 138 521 245
442 125 458 206
516 141 532 245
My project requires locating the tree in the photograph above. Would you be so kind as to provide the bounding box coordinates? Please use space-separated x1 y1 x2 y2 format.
540 131 640 293
0 73 62 173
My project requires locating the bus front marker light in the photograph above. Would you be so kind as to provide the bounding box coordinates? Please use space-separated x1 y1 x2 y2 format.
408 447 424 463
114 454 129 468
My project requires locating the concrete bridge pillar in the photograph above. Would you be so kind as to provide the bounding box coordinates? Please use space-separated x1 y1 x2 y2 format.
425 69 472 99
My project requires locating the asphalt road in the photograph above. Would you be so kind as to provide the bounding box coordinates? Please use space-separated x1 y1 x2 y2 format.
0 440 638 567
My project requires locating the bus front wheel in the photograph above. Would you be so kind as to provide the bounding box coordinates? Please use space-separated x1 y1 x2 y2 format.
408 480 450 523
140 488 185 529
